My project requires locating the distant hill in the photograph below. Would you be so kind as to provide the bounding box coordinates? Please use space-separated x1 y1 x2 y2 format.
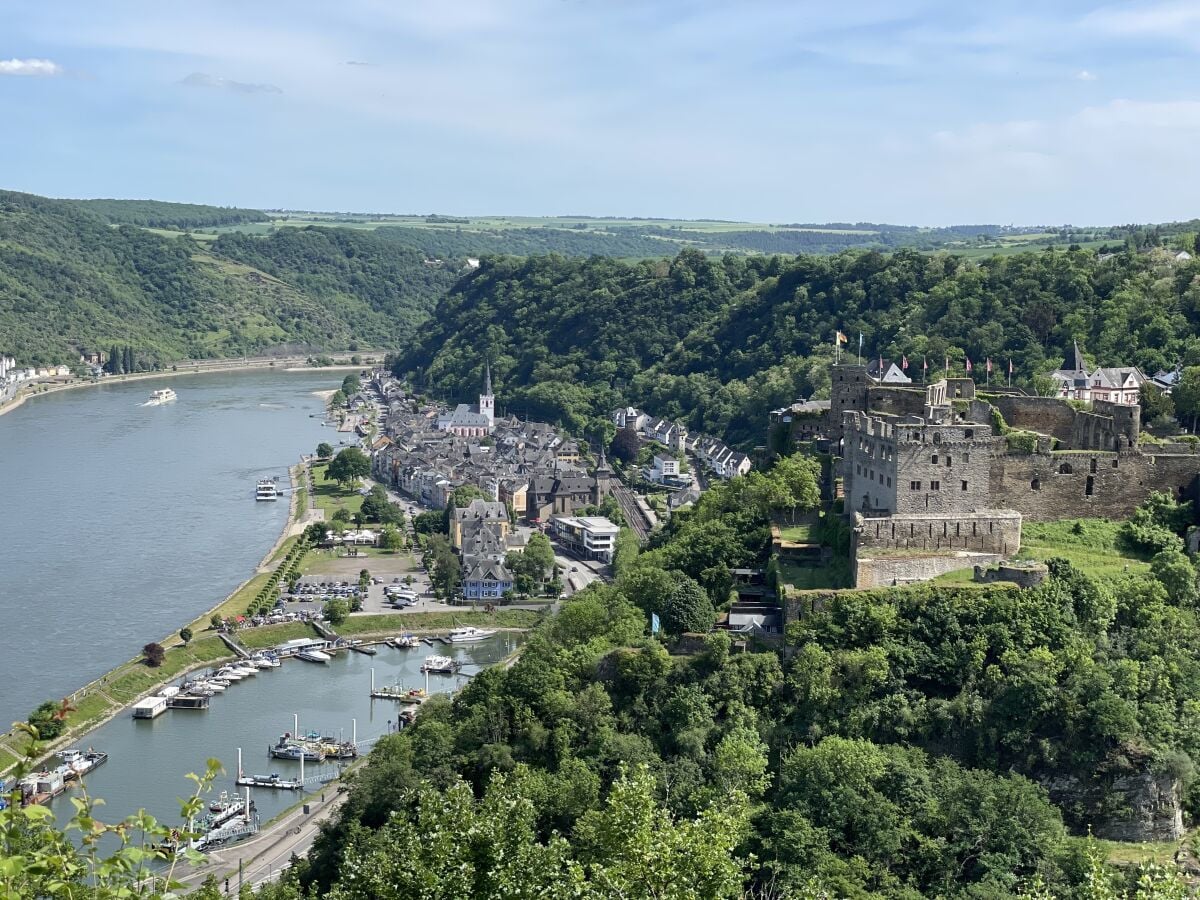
0 191 455 364
63 198 269 229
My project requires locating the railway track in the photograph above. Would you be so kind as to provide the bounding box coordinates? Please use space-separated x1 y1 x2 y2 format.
611 484 652 542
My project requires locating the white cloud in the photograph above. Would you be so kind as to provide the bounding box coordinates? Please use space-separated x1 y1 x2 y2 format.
0 58 62 76
1075 69 1097 81
179 72 282 94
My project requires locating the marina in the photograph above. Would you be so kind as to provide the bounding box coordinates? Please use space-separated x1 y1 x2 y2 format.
47 635 519 836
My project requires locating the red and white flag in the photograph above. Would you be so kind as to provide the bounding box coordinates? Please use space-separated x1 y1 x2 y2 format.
965 357 973 373
986 358 993 374
1008 359 1013 376
923 356 928 372
902 355 909 370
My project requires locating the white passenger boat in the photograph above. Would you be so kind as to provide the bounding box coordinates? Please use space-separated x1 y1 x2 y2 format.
446 625 498 644
145 387 176 406
255 479 279 501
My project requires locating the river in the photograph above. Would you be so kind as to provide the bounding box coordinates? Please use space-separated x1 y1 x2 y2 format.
0 370 337 728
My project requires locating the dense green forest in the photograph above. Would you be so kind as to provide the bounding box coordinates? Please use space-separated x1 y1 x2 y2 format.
64 197 268 229
394 246 1200 447
0 192 453 364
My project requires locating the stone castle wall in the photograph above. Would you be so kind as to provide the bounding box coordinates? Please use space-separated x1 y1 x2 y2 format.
855 511 1022 555
994 395 1078 444
990 451 1200 521
891 430 997 516
854 551 1004 588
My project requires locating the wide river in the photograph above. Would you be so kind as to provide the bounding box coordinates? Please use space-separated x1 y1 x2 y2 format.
0 369 523 839
0 370 336 728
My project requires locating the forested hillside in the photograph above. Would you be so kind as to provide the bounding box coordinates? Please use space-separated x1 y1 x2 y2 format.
244 477 1200 899
0 192 454 363
395 246 1200 446
64 198 268 229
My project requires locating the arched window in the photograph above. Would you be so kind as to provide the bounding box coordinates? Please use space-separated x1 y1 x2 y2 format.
1058 462 1073 475
1031 478 1040 491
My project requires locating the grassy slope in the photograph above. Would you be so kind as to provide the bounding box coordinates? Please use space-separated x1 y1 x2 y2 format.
1016 518 1150 578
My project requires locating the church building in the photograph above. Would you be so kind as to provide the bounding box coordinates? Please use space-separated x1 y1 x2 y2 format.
437 362 496 437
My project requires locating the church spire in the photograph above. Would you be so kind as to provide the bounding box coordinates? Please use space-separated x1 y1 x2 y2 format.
484 359 492 396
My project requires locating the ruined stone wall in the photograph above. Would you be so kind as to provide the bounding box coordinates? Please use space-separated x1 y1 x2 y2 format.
865 385 926 418
994 395 1077 444
842 411 900 514
891 428 999 516
1092 399 1140 445
854 551 1004 588
974 562 1049 589
855 511 1022 555
991 451 1200 521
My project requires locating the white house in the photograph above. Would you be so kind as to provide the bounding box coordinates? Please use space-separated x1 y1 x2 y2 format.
648 454 680 484
612 406 648 431
1049 344 1146 406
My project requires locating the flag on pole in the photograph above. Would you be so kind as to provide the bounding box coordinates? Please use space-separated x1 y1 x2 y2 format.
986 358 993 374
922 356 928 373
878 354 883 376
944 355 949 373
651 613 660 636
836 331 848 345
965 357 973 373
902 355 909 370
1008 359 1013 376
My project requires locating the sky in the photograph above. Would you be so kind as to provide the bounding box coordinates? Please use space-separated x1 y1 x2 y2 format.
1 0 1197 225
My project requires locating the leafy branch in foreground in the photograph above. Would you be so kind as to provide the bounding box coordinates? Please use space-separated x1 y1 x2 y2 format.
0 710 221 899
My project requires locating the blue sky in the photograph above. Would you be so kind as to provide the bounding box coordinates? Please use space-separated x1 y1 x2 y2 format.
1 0 1197 224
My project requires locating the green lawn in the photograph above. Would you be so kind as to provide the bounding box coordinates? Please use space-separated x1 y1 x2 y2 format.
777 523 818 543
311 462 365 520
778 559 852 590
1016 518 1150 579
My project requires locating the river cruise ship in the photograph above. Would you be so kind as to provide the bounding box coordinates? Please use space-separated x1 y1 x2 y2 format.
255 479 279 501
145 387 176 405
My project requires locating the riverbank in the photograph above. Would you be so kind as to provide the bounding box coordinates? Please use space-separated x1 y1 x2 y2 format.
0 353 379 418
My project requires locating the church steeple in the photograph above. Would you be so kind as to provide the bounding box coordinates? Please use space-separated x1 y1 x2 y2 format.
479 359 495 427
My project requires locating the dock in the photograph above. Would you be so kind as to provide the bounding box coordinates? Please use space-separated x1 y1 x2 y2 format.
235 773 302 790
369 686 427 704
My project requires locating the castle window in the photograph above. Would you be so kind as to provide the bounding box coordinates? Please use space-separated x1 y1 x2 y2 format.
932 454 939 464
1090 458 1098 473
1058 462 1073 475
1086 475 1094 497
933 433 942 445
961 480 968 491
887 477 892 487
1112 458 1119 468
910 480 921 491
964 453 970 462
930 480 941 491
1031 478 1040 491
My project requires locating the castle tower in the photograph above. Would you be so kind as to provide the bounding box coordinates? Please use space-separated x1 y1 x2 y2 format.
479 360 495 426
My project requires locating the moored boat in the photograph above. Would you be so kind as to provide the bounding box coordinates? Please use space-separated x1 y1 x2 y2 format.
269 735 324 762
446 625 498 643
421 655 460 674
255 479 279 501
297 650 331 663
